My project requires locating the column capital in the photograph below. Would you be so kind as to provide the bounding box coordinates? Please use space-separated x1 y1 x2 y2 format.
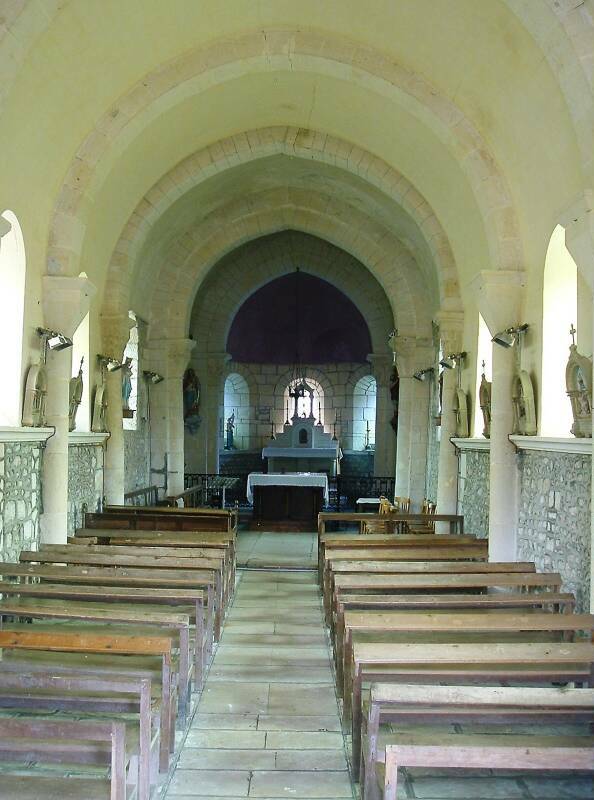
367 352 394 385
388 336 434 378
434 310 464 354
146 338 196 378
560 189 594 290
43 275 96 337
100 313 135 361
468 270 526 337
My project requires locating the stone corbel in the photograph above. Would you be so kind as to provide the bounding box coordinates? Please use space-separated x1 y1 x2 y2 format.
42 275 96 338
100 313 136 362
467 270 526 337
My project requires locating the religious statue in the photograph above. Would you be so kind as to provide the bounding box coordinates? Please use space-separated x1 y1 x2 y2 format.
121 357 133 417
225 411 235 450
479 362 492 438
183 368 201 434
68 357 84 432
566 325 592 438
512 370 537 435
91 383 108 433
453 388 469 437
22 363 47 427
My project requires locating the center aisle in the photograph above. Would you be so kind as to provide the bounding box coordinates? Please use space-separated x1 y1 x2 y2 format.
165 568 354 799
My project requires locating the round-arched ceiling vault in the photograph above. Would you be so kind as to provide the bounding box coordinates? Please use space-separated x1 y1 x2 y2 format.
189 231 395 358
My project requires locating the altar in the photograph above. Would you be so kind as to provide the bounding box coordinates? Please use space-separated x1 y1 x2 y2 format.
247 472 328 523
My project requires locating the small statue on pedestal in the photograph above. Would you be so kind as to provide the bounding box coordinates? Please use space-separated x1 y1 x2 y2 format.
69 357 84 431
225 411 235 450
566 324 592 438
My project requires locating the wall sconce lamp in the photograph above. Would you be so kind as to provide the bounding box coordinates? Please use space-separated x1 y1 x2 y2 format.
143 370 164 384
36 327 73 351
492 324 529 348
97 354 123 372
439 352 467 370
413 367 434 382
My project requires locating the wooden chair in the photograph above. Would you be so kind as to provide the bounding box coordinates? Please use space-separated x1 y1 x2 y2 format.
393 497 410 512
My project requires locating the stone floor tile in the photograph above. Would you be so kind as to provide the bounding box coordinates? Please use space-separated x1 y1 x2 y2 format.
197 681 270 714
248 769 353 797
184 729 267 749
268 684 339 716
266 731 345 750
208 665 333 684
167 768 251 796
257 715 342 732
273 749 348 771
177 748 277 770
215 646 329 666
191 713 259 730
222 633 327 646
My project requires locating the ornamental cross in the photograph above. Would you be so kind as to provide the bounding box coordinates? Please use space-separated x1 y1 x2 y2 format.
570 323 576 346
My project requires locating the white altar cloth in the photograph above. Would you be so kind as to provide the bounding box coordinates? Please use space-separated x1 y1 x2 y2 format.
261 446 339 459
246 472 329 504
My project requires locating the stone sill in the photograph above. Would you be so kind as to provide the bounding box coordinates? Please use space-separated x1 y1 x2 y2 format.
69 431 110 445
451 437 490 451
510 435 591 455
0 426 55 443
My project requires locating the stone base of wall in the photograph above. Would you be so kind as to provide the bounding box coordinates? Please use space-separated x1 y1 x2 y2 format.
0 442 43 561
68 443 104 534
517 449 591 611
458 449 490 539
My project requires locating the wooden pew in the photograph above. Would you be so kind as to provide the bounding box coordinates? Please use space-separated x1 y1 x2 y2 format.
11 557 222 641
0 672 153 800
0 717 132 800
362 684 594 800
324 564 542 625
90 506 238 533
348 640 594 779
0 629 176 773
0 598 195 721
317 511 464 539
339 610 594 706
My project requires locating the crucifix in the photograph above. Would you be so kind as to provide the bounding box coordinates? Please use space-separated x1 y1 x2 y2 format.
570 323 576 346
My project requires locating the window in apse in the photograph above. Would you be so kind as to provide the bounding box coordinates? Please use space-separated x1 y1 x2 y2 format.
474 314 492 437
284 377 324 424
541 225 577 436
352 375 377 449
0 211 26 426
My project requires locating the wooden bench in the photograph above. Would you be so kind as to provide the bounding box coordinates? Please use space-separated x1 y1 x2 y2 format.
90 506 238 533
0 671 154 800
0 629 175 773
325 565 544 624
362 684 594 800
6 559 221 641
348 640 594 778
0 597 195 722
0 717 132 800
339 609 594 707
317 511 464 538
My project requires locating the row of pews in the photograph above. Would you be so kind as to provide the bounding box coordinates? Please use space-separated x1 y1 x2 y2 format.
0 504 237 800
319 517 594 800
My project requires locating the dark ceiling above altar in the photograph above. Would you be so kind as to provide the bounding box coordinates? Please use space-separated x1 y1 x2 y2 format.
227 272 372 364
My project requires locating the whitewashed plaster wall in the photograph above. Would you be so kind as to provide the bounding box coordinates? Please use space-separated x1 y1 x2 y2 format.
67 443 104 533
0 441 43 560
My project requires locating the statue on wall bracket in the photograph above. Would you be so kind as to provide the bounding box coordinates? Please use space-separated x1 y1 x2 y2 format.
512 370 537 435
183 368 201 435
22 332 49 427
68 357 84 432
566 324 592 438
453 388 469 437
479 362 491 438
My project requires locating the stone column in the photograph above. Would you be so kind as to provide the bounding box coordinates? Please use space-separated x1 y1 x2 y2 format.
471 271 526 561
368 353 397 478
563 192 594 610
40 276 95 543
436 312 464 522
146 338 195 496
101 314 133 505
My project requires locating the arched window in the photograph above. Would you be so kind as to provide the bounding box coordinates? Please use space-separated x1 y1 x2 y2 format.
71 312 90 430
223 373 250 450
0 210 26 426
352 375 377 450
541 225 578 436
283 377 325 425
123 314 139 431
473 314 492 436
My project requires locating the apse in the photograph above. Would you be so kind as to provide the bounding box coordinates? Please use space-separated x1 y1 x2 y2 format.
226 272 372 364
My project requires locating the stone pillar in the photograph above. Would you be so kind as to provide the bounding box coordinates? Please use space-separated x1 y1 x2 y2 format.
368 353 396 478
101 314 133 505
563 192 594 610
471 271 526 561
40 276 95 544
436 312 464 522
146 339 195 496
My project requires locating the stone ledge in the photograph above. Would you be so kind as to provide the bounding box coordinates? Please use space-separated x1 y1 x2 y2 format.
510 435 592 455
0 427 55 443
451 437 490 451
69 431 110 445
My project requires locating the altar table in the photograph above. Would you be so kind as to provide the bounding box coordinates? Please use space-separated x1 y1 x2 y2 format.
247 473 329 523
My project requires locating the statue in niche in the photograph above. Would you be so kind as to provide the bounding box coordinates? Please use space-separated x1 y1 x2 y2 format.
512 370 537 435
121 357 134 418
22 363 47 427
225 411 235 450
479 362 492 438
91 382 108 433
68 357 84 432
566 325 592 438
183 368 201 434
453 388 469 437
